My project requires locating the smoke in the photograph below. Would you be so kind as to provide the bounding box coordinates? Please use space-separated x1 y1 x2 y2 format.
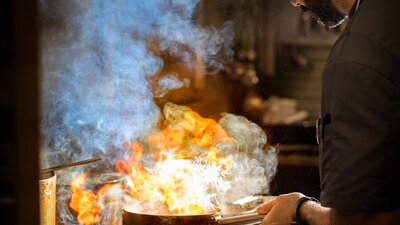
218 114 277 201
40 0 233 167
152 74 190 98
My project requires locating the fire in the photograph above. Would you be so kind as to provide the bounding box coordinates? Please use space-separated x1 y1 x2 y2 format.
69 103 234 223
69 173 102 225
69 173 123 225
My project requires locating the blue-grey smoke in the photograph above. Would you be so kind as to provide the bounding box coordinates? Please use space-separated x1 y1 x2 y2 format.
40 0 233 168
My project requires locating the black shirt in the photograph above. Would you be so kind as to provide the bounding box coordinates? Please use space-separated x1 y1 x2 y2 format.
318 0 400 211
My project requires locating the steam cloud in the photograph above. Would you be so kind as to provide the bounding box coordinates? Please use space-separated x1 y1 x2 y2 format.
40 0 233 167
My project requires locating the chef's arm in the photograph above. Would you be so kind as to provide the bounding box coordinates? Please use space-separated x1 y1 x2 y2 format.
256 192 329 225
297 198 329 225
256 192 400 225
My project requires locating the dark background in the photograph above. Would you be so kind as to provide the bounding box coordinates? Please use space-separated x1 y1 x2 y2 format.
0 1 40 224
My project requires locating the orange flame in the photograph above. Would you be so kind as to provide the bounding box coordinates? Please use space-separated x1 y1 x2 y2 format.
69 173 102 225
69 104 234 223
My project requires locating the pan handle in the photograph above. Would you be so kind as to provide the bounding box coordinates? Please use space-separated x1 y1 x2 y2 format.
218 213 263 224
40 157 101 174
217 212 297 225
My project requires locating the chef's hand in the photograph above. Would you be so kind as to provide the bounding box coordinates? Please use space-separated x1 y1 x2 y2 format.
256 192 305 225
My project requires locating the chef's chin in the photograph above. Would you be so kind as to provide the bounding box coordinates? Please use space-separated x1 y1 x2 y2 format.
300 1 347 29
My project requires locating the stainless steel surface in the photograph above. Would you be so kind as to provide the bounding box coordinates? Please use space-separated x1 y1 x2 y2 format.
40 157 102 174
218 213 264 224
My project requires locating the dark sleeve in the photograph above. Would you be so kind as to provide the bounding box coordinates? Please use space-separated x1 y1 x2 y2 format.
319 36 400 211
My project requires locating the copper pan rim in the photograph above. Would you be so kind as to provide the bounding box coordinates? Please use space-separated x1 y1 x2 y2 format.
122 207 220 225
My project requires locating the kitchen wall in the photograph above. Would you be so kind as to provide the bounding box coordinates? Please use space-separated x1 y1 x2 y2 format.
190 0 346 121
270 1 341 120
165 0 340 123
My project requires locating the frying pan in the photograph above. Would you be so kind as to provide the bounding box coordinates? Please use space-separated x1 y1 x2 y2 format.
122 208 266 225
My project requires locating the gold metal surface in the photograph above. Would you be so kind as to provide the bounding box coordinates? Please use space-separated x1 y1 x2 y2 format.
39 172 56 225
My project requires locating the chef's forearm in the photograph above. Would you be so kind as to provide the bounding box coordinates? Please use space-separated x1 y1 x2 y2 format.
299 200 330 225
300 202 400 225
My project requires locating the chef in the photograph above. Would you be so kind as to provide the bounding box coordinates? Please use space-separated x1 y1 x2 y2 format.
256 0 400 224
